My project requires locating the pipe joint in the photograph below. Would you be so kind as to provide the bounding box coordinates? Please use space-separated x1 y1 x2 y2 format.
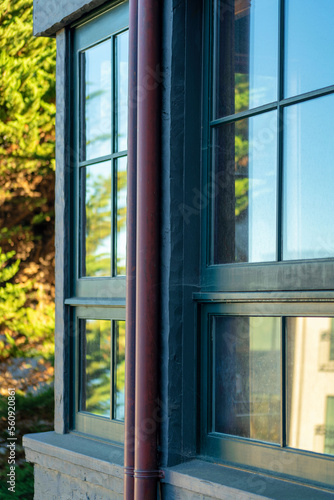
133 469 165 479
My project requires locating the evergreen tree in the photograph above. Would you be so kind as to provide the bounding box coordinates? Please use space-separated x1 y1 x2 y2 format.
0 0 56 363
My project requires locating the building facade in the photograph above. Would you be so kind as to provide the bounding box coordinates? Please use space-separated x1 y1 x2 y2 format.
24 0 334 498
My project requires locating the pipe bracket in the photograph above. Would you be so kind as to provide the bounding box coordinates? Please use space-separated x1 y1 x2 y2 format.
133 469 165 479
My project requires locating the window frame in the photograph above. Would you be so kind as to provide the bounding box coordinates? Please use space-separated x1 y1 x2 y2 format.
198 300 334 487
67 0 129 442
201 0 334 293
198 0 334 487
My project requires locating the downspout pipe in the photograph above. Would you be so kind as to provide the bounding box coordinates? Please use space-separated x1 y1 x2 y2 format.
124 0 138 498
134 0 162 498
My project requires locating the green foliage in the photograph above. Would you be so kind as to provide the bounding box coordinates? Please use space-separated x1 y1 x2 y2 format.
0 247 54 361
0 0 56 361
0 0 56 304
0 387 54 500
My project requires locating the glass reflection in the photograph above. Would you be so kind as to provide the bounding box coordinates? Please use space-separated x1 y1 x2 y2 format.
115 157 127 275
214 316 281 443
81 39 111 161
116 31 129 152
214 0 278 118
283 95 334 260
80 161 112 277
80 319 111 417
287 318 334 456
114 320 125 421
285 0 334 98
213 111 277 264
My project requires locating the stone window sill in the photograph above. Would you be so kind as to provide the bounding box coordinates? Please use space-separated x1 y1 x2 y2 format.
24 432 334 499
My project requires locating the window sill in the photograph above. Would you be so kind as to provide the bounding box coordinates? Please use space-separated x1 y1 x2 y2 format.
23 433 334 499
23 431 123 495
161 459 334 500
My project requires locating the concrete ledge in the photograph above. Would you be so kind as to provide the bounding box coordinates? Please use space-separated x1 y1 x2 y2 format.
23 433 334 499
23 431 123 494
33 0 109 37
161 460 334 500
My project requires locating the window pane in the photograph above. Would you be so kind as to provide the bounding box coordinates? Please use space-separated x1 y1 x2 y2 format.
213 316 281 444
80 161 112 277
285 0 334 98
325 397 334 456
114 320 126 421
115 157 127 275
283 96 334 260
79 319 111 417
212 111 277 264
213 0 278 118
287 317 334 456
115 31 129 152
81 40 111 161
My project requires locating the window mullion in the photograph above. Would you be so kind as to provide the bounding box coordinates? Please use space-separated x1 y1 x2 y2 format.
277 0 285 263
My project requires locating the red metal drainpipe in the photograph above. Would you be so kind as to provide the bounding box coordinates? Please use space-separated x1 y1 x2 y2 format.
124 0 138 498
134 0 162 498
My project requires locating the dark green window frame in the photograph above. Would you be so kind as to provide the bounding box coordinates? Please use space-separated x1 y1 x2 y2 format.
67 0 129 442
198 300 334 487
201 0 334 293
199 0 334 487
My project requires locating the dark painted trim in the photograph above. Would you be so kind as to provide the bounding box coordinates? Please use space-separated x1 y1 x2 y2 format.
55 28 70 434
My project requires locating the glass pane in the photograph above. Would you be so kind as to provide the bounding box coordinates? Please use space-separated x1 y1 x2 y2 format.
212 111 277 264
81 39 111 161
214 316 281 444
213 0 278 118
80 161 112 277
116 30 129 152
115 157 127 275
79 319 111 417
325 397 334 455
287 317 334 456
283 96 334 260
114 320 126 421
285 0 334 98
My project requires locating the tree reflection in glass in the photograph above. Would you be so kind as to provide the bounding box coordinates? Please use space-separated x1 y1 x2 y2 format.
115 157 127 275
114 320 125 420
213 111 277 264
80 319 111 417
80 161 112 277
81 39 112 161
116 31 129 152
213 0 278 119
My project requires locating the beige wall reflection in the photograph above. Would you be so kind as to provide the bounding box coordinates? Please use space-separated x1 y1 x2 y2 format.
288 317 334 455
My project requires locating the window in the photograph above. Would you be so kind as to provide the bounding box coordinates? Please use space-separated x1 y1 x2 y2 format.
199 0 334 486
67 1 129 442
